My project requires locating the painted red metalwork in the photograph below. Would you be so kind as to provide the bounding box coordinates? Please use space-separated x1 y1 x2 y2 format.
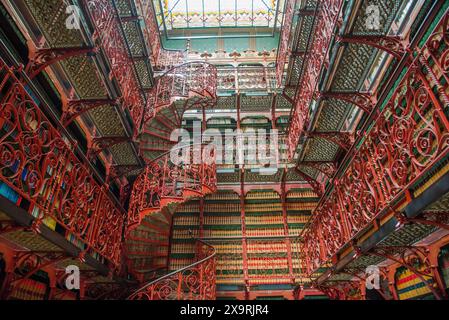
301 10 449 276
368 246 446 300
135 0 186 71
0 58 124 266
127 239 216 300
276 0 296 86
307 131 355 151
144 62 217 124
26 40 98 80
87 132 130 159
246 239 295 285
287 0 344 160
127 146 217 232
337 35 409 60
300 161 338 178
294 168 324 198
61 97 117 126
85 0 145 131
319 91 377 114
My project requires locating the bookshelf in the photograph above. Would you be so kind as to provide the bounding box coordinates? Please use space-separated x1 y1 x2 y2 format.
395 266 434 300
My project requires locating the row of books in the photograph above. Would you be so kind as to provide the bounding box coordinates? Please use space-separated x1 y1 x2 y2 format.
204 216 242 225
246 228 286 237
174 216 200 225
286 203 317 211
0 181 21 205
246 192 281 200
246 242 288 252
126 244 168 255
245 204 283 212
245 216 284 224
247 261 289 269
170 243 196 254
287 213 311 223
8 279 47 300
205 192 240 201
202 229 243 237
171 229 200 239
396 267 433 300
286 190 319 199
129 228 167 241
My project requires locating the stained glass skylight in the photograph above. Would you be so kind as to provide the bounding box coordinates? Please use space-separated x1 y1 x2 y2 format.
160 0 281 30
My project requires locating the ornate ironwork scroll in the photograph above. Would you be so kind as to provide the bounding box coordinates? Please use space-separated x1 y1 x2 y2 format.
0 58 124 266
127 146 217 232
287 0 344 159
127 240 216 300
301 10 449 276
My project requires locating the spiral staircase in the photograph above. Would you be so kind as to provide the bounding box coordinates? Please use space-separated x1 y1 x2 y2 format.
123 57 218 290
127 239 216 300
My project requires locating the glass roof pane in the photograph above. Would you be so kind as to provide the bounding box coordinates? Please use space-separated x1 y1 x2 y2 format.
163 0 279 30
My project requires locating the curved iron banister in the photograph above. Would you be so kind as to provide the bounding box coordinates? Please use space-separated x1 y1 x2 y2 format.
143 61 218 124
127 239 216 300
127 144 217 232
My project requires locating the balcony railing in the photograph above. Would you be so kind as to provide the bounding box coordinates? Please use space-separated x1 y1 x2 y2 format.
275 0 296 86
144 62 217 123
217 66 277 94
127 239 216 300
286 0 344 160
135 0 186 71
300 9 449 276
0 58 124 266
85 0 147 131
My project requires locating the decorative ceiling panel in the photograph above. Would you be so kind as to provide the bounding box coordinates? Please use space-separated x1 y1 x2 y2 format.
115 0 133 16
330 43 376 92
109 142 139 165
302 137 340 162
285 167 305 182
379 224 437 247
314 99 353 132
62 56 108 99
217 96 237 109
240 95 272 112
351 0 402 36
217 171 240 184
24 0 83 46
89 106 126 136
244 169 282 183
122 21 145 56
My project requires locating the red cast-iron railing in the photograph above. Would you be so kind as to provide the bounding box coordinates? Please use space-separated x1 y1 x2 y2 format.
127 239 216 300
286 0 344 159
143 62 217 124
301 10 449 276
85 0 147 132
135 0 186 71
0 58 124 266
276 0 296 86
127 144 217 232
217 66 277 93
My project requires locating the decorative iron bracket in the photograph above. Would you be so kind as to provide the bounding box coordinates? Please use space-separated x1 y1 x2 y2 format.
306 131 355 151
26 40 98 79
300 161 338 178
318 91 377 114
61 97 117 126
337 35 409 60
